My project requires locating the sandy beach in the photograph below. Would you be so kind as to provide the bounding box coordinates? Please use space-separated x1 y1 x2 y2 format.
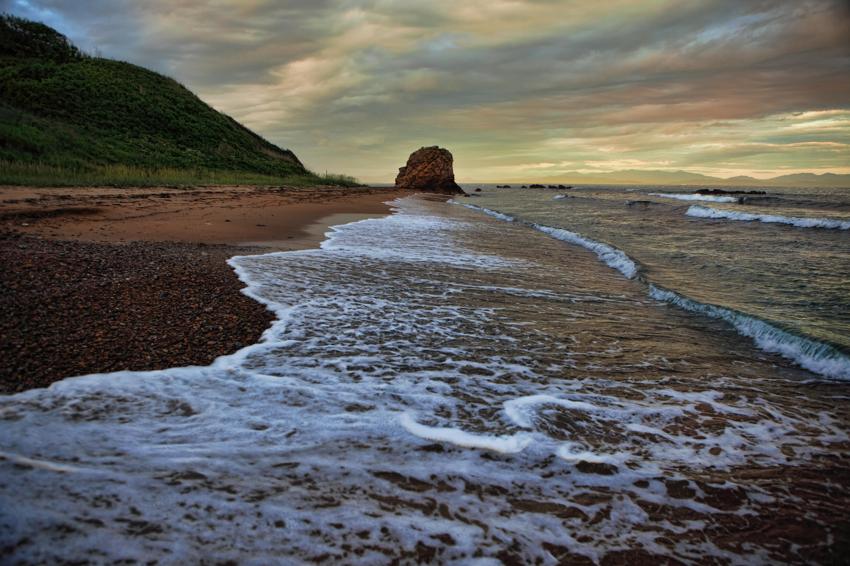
0 185 404 393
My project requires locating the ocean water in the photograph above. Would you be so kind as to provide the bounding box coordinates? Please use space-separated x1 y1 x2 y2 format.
465 184 850 380
1 194 849 563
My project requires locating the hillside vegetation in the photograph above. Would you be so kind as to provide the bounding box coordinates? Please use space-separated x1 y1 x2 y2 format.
0 15 356 186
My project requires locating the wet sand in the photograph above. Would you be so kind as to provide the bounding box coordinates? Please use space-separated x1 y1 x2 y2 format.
0 185 404 393
0 184 402 250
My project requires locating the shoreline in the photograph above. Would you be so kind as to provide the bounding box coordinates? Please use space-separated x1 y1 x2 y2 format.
0 185 405 393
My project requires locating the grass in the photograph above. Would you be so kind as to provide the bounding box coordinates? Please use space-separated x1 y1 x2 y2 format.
0 14 360 187
0 161 361 187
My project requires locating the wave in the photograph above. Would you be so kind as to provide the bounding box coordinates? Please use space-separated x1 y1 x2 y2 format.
686 205 850 230
456 203 638 279
649 193 739 203
553 194 567 200
650 285 850 380
456 201 848 380
531 224 638 279
459 203 516 222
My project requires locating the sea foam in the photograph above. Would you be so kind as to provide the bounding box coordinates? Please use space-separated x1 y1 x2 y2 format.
686 205 850 230
460 202 516 222
531 224 638 279
455 202 638 279
400 413 532 453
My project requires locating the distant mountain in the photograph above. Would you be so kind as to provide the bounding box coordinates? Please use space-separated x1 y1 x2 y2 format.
508 169 850 188
0 15 354 186
765 173 850 187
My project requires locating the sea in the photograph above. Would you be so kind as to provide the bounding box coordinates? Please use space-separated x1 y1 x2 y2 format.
1 186 849 563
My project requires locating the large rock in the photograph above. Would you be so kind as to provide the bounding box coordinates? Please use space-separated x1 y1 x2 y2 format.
395 146 465 194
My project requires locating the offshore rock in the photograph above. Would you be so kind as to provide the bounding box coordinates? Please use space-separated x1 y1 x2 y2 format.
395 146 465 194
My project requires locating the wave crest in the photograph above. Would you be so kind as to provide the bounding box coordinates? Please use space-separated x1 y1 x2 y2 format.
456 202 638 279
459 203 515 222
686 205 850 230
650 193 739 203
650 285 850 380
531 224 638 279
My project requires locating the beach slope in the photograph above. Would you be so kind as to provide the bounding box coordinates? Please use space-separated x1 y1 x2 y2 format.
0 185 402 393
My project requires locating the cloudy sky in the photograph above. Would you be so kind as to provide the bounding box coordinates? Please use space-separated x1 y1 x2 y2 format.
4 0 850 182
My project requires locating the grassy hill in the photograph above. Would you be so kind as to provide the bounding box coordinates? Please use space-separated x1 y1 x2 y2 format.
0 15 355 186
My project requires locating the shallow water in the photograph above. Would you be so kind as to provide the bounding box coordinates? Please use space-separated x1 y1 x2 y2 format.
468 185 850 379
1 196 849 564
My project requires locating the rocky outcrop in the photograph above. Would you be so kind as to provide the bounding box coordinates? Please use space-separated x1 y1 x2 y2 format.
395 146 465 194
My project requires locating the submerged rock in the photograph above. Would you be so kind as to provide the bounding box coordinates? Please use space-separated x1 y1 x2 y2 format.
395 146 465 194
626 199 660 207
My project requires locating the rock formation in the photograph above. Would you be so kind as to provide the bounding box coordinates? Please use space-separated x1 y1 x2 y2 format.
395 146 465 194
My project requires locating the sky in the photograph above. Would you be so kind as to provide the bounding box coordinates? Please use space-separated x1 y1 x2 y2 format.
4 0 850 182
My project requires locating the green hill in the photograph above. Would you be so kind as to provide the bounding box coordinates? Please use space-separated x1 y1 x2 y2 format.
0 14 355 186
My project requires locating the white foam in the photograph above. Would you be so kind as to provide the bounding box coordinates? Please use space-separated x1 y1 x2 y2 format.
553 194 567 200
455 202 639 279
650 285 850 380
504 394 606 428
556 443 630 465
399 413 532 453
686 205 850 230
531 224 638 279
459 203 515 222
650 193 739 203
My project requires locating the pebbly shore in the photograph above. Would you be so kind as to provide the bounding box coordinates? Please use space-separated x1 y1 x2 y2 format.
0 232 274 393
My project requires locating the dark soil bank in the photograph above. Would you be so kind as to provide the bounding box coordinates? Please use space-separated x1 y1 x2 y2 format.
0 233 273 393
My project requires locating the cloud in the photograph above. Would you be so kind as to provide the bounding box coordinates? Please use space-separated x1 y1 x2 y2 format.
4 0 849 180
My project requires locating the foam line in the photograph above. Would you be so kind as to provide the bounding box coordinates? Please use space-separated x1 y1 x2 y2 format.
650 193 739 203
459 203 515 222
503 394 601 428
399 413 532 453
531 224 638 279
686 205 850 230
650 285 850 380
455 203 638 279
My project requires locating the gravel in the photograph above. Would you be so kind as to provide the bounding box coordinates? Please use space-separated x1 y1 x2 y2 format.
0 232 274 393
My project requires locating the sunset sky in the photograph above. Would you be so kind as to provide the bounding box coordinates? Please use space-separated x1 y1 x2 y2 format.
4 0 850 182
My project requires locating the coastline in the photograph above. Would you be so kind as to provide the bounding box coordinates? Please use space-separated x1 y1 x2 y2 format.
0 185 404 393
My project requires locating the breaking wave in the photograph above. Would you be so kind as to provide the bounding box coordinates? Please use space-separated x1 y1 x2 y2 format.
530 224 638 279
687 205 850 230
458 201 848 380
650 193 739 203
456 203 638 279
459 202 515 222
650 285 850 380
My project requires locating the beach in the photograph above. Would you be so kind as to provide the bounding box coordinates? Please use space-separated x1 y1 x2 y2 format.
1 192 848 563
3 3 848 562
0 185 403 393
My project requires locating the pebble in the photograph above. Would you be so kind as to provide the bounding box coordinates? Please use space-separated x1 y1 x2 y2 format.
0 233 274 393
